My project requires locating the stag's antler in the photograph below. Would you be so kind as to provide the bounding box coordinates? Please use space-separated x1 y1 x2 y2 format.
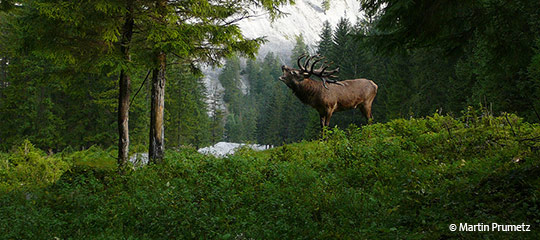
297 54 341 88
297 54 307 72
303 55 318 74
313 61 341 89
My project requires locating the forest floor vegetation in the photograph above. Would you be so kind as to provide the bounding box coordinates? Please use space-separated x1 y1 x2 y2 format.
1 109 539 239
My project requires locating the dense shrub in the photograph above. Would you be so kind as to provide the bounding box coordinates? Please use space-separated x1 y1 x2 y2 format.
0 140 70 192
0 112 539 239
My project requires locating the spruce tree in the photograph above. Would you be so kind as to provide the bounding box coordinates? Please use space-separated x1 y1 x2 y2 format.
317 21 333 57
257 82 285 145
255 52 283 144
117 1 134 171
208 87 225 144
219 56 243 114
165 63 210 148
330 18 352 70
0 1 127 152
290 35 309 65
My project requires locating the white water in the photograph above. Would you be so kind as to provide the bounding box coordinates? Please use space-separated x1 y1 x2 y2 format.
198 142 273 158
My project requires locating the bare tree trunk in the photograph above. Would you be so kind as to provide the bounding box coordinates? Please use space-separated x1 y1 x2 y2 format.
149 52 166 163
117 5 134 172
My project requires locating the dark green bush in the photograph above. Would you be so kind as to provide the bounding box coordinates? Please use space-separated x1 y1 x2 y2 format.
0 112 539 239
0 140 69 191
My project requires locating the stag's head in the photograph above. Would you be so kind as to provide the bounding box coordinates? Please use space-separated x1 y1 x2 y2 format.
279 65 304 87
279 54 339 88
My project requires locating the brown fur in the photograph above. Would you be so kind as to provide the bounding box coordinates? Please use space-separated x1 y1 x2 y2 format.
280 66 378 128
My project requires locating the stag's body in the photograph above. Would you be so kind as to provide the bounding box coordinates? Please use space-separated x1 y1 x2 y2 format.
280 55 378 128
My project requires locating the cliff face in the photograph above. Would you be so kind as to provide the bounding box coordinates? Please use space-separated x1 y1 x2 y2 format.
238 0 361 62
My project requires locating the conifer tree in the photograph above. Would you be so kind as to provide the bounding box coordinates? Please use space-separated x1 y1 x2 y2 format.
0 1 128 153
290 35 309 64
317 21 333 57
255 52 283 144
118 1 134 171
257 82 285 144
246 58 263 97
219 56 243 114
165 63 210 148
330 18 352 70
208 87 225 144
219 56 260 143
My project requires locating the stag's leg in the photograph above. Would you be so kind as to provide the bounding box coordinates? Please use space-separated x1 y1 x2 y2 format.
319 113 327 139
359 106 368 123
325 112 333 127
362 100 374 124
319 114 326 129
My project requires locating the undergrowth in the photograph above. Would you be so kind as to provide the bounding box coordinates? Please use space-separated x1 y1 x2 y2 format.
0 110 539 239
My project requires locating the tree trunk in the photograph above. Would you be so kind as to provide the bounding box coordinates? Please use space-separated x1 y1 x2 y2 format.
149 52 166 163
117 5 134 172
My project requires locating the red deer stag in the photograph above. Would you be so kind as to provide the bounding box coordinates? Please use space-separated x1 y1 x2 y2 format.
279 54 378 128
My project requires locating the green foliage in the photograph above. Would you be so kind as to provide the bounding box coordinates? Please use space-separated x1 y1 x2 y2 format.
61 146 117 171
219 56 243 112
165 63 211 148
316 21 333 57
321 0 330 12
1 112 539 238
290 35 309 66
253 37 315 145
0 0 295 161
0 140 69 191
360 0 540 122
208 88 225 144
0 140 118 192
0 1 131 151
138 0 293 67
219 56 259 142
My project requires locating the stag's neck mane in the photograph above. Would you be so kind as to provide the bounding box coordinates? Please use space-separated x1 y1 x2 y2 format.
291 78 324 105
